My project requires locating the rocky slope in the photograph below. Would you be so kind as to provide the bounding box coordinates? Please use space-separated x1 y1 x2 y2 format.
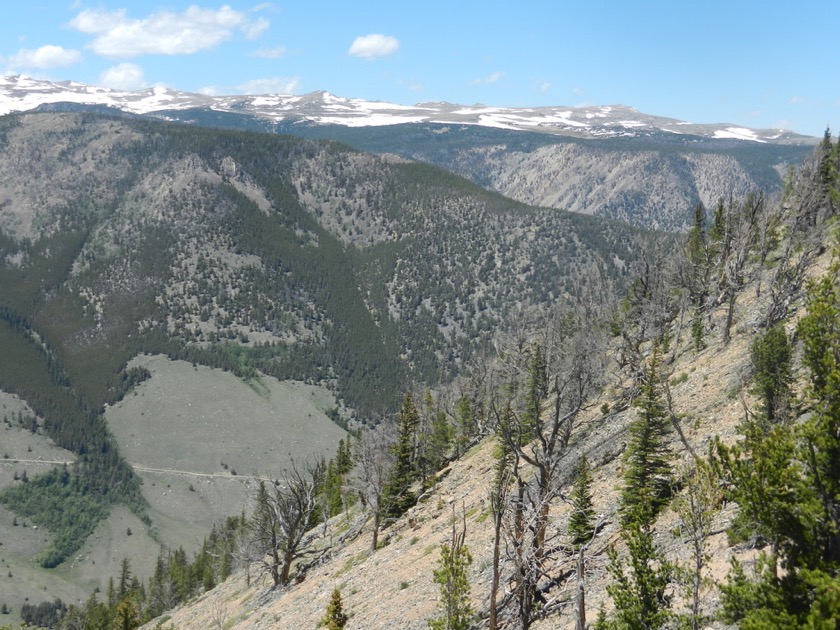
141 235 835 629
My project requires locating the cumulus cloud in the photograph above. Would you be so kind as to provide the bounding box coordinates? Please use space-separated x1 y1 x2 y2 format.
99 62 147 90
68 5 269 58
347 34 399 60
8 45 82 69
470 71 504 85
249 46 286 59
236 76 300 94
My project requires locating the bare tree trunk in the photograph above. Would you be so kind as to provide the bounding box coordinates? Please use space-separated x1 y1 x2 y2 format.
575 547 586 630
371 511 380 553
723 287 736 345
489 509 502 630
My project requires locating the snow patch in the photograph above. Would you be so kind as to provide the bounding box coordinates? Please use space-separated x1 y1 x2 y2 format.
713 127 766 143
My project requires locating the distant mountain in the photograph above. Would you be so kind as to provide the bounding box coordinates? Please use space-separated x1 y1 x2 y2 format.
1 75 818 231
0 74 814 144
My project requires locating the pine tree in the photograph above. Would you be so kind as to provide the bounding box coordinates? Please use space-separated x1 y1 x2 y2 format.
620 347 673 526
113 597 139 630
672 461 720 630
118 557 132 600
568 455 595 549
520 344 548 444
429 512 474 630
715 260 840 626
322 588 348 630
603 520 672 630
601 347 674 629
819 127 837 212
453 396 474 456
427 410 453 473
382 392 419 520
750 324 794 426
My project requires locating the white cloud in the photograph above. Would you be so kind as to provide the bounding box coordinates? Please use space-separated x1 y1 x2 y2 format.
347 34 399 60
250 3 276 12
249 46 286 59
470 71 504 86
537 81 551 94
99 63 147 90
8 45 82 69
789 96 804 105
68 5 269 58
236 77 300 94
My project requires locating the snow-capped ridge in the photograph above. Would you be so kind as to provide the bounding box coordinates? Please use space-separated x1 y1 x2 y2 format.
0 75 815 143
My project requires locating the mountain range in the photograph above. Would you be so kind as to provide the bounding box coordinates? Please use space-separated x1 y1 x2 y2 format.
1 75 819 233
0 74 815 143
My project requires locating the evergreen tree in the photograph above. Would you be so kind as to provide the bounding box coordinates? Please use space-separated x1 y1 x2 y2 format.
568 455 595 549
118 557 132 600
322 459 344 518
427 409 454 473
322 437 354 518
113 597 139 630
521 344 548 444
750 324 794 426
429 512 474 630
715 260 840 626
819 127 837 213
620 347 673 526
334 437 353 476
322 588 348 630
603 520 672 630
601 347 674 629
381 392 420 520
672 461 720 630
685 202 711 353
453 396 474 456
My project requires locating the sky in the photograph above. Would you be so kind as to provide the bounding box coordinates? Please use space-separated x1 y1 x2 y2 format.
1 1 838 137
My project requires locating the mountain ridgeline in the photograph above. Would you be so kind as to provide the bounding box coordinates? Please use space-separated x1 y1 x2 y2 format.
294 123 814 232
151 112 814 232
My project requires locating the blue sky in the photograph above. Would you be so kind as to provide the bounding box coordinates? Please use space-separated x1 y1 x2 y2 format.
1 1 837 137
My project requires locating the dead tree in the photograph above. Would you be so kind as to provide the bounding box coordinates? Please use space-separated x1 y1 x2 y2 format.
250 458 326 587
350 425 396 552
718 192 762 344
491 309 606 629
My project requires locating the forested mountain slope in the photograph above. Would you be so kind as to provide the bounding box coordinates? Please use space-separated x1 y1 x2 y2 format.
0 110 654 608
0 112 651 417
2 113 834 629
266 122 815 232
117 129 838 630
